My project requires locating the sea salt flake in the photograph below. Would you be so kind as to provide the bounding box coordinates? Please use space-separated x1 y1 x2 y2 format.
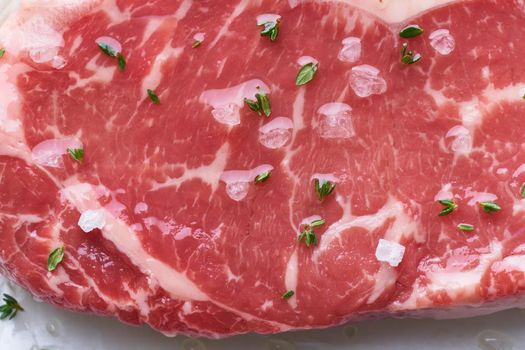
212 103 240 126
338 37 361 63
317 102 354 139
78 209 106 233
225 182 249 201
375 239 405 267
349 64 387 98
429 29 455 55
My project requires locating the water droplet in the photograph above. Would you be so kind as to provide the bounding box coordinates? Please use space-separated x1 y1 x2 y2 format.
225 181 250 201
338 37 361 63
266 338 295 350
181 338 206 350
211 103 240 126
343 325 358 339
429 29 455 55
46 318 61 337
349 65 387 98
477 330 514 350
30 345 40 350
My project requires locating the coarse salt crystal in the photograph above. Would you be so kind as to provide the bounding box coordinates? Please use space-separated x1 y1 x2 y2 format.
375 239 405 267
78 209 106 233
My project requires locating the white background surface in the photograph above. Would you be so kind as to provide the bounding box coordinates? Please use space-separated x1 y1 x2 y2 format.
0 277 520 350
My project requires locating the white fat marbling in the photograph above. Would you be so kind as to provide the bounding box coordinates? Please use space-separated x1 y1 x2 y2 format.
284 250 298 308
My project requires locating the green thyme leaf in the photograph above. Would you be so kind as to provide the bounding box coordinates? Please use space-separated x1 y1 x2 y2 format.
282 290 294 299
438 199 458 216
98 42 125 71
117 53 126 72
254 171 271 184
438 199 455 207
305 230 317 246
244 88 271 117
401 43 421 65
314 179 336 200
47 247 65 272
0 294 23 320
438 206 455 216
192 40 202 48
520 183 525 198
244 98 261 114
298 228 317 247
0 48 5 59
260 21 280 42
255 91 271 117
479 201 501 214
67 148 84 163
98 42 117 57
147 89 160 104
296 62 318 86
399 24 424 38
457 223 474 232
401 52 421 65
309 219 325 228
298 218 325 247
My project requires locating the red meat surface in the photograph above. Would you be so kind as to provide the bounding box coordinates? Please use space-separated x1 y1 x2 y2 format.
1 0 525 338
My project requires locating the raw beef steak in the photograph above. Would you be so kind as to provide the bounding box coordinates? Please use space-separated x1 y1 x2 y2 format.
1 0 525 338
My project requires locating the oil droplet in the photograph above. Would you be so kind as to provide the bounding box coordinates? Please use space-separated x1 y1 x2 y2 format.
181 338 206 350
46 318 61 337
266 338 295 350
477 330 514 350
343 325 358 339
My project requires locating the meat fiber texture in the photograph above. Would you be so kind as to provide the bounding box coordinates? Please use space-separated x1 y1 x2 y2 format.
1 0 525 339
